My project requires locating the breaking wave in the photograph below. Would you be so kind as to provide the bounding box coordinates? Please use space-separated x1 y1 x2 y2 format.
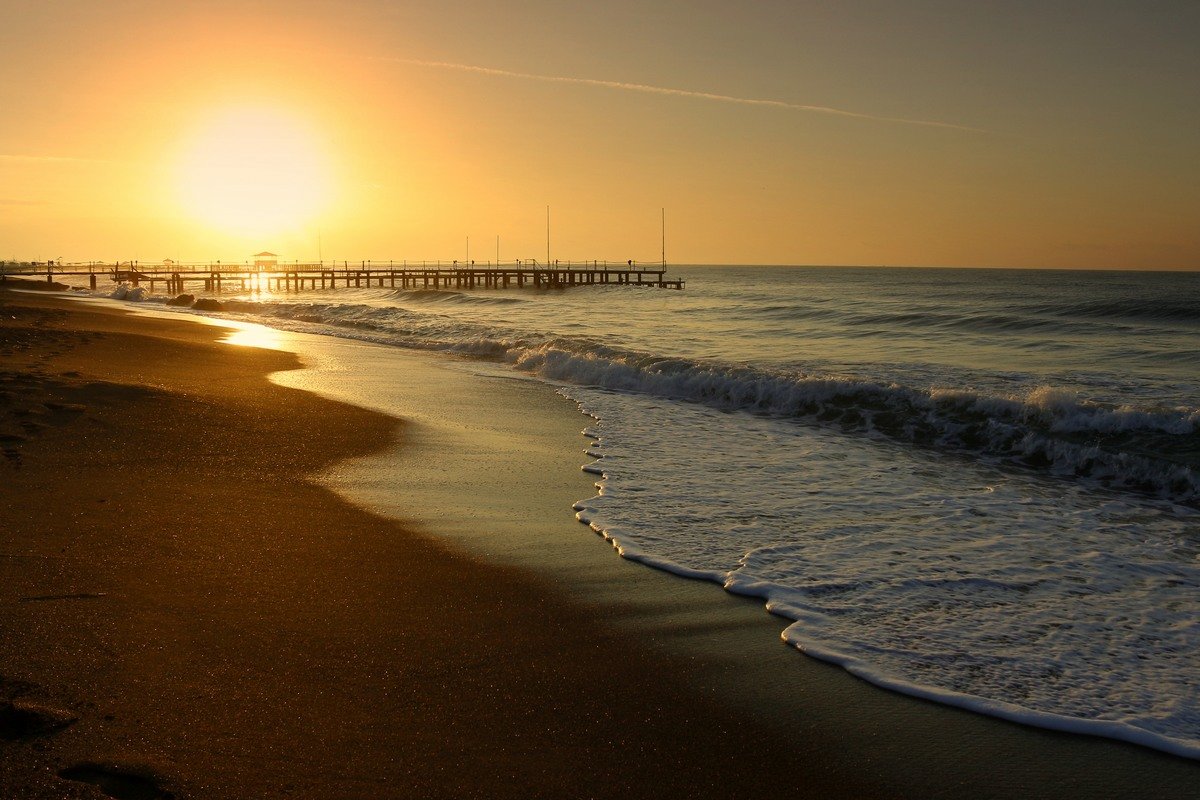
176 295 1200 507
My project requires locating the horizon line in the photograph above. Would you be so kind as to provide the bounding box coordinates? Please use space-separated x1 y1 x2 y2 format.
4 260 1193 273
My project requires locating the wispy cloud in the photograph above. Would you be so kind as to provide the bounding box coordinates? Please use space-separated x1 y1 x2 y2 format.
0 154 109 164
381 57 986 134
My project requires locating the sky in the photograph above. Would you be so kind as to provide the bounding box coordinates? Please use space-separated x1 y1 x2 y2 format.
1 0 1198 269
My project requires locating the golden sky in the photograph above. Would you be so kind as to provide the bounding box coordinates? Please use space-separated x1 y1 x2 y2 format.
2 1 1197 268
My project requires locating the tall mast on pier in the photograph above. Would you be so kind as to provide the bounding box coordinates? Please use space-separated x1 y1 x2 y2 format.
661 208 666 267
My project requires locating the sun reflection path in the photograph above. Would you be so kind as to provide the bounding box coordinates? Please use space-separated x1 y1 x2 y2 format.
220 320 289 351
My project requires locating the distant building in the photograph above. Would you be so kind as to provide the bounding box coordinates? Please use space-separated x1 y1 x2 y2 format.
253 251 279 270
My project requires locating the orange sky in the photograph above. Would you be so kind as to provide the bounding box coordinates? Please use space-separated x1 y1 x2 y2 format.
1 1 1197 269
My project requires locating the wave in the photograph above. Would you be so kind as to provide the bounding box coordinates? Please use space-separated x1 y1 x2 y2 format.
1025 297 1200 325
846 309 1059 333
509 342 1200 505
744 295 1197 334
102 292 1200 506
108 284 158 302
384 288 527 306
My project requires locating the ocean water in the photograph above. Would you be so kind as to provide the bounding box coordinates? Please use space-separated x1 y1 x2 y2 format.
94 265 1199 758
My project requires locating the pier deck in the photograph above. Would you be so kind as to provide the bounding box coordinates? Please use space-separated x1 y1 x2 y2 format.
3 262 685 293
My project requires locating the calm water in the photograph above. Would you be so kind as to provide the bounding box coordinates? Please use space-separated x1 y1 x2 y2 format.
99 265 1200 757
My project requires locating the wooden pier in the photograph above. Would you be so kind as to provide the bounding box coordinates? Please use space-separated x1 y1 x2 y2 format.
3 261 685 293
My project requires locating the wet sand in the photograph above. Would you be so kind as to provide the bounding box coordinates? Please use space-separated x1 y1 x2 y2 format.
0 289 896 799
1 286 1197 799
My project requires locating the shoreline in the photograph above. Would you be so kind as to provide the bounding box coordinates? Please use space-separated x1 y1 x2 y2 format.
2 288 1197 798
0 289 889 799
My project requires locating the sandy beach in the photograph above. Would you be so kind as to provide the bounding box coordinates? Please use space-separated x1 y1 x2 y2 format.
0 286 892 798
2 285 1198 799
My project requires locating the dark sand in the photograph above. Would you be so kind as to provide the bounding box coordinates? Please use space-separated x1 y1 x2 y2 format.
2 286 1198 799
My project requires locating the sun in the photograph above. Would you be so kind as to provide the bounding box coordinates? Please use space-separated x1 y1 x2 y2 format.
175 107 333 236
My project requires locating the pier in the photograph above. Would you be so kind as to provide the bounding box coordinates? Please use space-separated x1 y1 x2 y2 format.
2 260 685 293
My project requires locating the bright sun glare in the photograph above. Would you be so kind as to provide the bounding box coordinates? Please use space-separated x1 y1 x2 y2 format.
176 107 333 236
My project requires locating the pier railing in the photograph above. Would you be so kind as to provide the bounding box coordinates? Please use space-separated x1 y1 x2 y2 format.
1 259 684 291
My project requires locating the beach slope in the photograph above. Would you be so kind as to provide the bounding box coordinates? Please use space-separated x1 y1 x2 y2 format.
0 290 894 799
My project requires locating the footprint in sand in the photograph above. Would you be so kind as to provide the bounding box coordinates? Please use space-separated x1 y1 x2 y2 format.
0 699 77 739
58 762 175 800
44 401 88 413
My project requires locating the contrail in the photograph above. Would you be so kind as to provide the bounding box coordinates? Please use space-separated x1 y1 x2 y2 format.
381 57 986 133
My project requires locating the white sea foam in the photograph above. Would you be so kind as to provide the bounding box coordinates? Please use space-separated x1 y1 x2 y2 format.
568 386 1200 759
108 283 153 302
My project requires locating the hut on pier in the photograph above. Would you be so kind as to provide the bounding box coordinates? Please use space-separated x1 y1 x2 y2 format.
253 251 279 271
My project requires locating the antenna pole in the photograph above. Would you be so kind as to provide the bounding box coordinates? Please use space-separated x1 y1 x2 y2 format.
661 207 666 267
546 205 550 267
466 235 470 265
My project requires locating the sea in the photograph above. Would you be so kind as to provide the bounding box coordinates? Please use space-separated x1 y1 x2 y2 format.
95 265 1200 758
